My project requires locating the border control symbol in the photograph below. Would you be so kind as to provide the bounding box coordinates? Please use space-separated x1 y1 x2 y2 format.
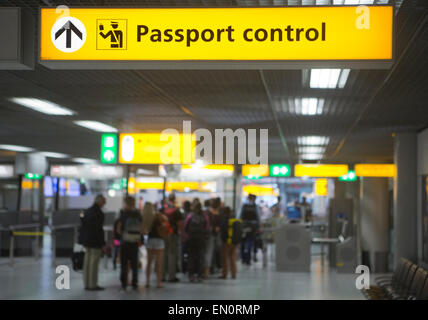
51 17 86 53
96 19 128 50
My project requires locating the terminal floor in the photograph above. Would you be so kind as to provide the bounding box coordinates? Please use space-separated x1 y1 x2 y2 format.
0 246 364 300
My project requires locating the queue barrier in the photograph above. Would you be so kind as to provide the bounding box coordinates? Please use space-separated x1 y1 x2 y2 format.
51 210 116 257
48 223 79 267
8 223 42 267
0 211 39 257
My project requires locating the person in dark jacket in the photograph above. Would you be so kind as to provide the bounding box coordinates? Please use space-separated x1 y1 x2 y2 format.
239 194 260 265
116 196 143 291
81 194 106 291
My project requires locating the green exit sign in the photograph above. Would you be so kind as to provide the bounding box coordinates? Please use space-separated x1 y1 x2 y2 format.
269 164 291 177
339 170 357 181
25 173 43 180
101 133 118 164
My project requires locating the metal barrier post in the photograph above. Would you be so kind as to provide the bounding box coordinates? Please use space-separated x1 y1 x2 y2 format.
51 229 56 267
73 226 78 245
35 227 40 261
9 233 14 267
262 241 267 268
104 229 109 270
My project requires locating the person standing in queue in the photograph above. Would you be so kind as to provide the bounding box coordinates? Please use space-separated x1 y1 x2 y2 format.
116 196 143 291
162 193 183 282
239 194 260 265
220 207 242 279
184 200 209 282
209 197 222 275
81 194 106 291
144 202 168 288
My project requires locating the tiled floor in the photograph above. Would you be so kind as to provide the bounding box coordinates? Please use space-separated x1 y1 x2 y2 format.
0 244 365 300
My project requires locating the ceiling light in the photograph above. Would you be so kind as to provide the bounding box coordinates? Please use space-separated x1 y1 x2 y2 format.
39 152 69 159
298 146 326 154
339 0 375 4
294 98 324 115
9 97 75 116
297 136 330 146
301 153 323 160
73 158 97 164
338 69 351 89
309 69 350 89
0 144 35 152
74 121 118 133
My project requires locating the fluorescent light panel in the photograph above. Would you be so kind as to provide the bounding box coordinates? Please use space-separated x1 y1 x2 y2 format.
333 0 379 4
298 146 326 154
310 69 350 89
297 136 330 146
301 153 323 160
0 144 34 152
73 158 97 164
39 152 69 159
9 97 75 116
74 121 118 133
294 98 324 115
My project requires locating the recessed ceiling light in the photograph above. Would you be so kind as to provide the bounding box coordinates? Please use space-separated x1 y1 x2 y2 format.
301 153 323 160
310 69 350 89
73 158 97 164
294 98 324 115
9 97 75 116
39 152 69 159
0 144 35 152
74 121 118 133
297 136 330 146
298 146 326 154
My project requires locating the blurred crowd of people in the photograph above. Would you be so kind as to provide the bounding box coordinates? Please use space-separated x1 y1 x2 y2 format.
78 192 276 292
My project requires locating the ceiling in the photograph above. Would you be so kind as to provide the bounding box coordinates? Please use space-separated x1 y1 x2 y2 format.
0 0 427 165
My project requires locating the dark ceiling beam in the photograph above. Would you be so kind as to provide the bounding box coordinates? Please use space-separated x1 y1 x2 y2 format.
258 70 291 160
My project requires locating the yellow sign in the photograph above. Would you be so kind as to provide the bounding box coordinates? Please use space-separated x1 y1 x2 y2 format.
242 165 269 177
119 133 196 164
294 164 348 177
135 181 214 192
242 184 278 197
40 7 393 64
355 164 396 177
315 178 328 196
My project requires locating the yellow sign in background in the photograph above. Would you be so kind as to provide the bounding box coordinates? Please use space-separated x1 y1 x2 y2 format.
40 6 393 61
294 164 349 177
355 164 396 177
119 133 196 164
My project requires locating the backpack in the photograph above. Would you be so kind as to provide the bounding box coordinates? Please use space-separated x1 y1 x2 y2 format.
241 204 259 221
163 205 180 234
122 211 142 243
227 219 243 245
186 214 207 241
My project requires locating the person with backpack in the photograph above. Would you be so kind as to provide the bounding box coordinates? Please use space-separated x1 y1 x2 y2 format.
205 197 222 278
116 196 143 291
239 194 261 266
184 200 209 282
143 202 168 288
220 207 242 279
112 217 121 270
161 193 183 283
80 194 106 291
